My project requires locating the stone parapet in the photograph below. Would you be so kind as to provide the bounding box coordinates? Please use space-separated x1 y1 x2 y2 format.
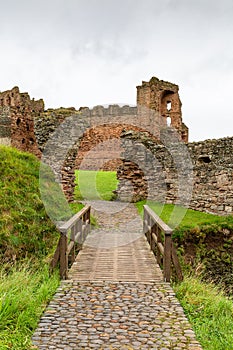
116 131 233 215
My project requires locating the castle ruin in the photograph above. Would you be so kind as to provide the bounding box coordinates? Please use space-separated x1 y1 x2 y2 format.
0 77 232 215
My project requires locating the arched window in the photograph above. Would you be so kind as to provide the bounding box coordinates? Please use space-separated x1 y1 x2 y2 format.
167 101 172 111
167 117 171 126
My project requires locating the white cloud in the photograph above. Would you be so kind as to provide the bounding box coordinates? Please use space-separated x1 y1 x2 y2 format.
0 0 232 141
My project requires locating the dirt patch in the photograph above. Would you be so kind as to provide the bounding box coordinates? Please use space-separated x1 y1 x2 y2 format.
174 223 233 295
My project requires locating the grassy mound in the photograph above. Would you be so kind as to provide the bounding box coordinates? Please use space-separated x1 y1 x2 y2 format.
0 145 59 263
0 145 62 349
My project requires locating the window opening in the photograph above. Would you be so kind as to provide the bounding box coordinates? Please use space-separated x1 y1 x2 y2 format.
167 101 172 111
167 117 171 126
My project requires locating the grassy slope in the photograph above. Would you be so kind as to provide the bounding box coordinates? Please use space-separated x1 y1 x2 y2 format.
0 145 59 262
0 265 59 350
174 278 233 350
0 146 60 349
135 200 233 230
136 200 233 291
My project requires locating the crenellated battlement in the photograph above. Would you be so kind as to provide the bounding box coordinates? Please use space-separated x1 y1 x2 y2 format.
80 104 137 117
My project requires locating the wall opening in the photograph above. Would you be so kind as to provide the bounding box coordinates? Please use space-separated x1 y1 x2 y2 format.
198 155 211 163
167 101 172 111
16 117 21 126
167 117 172 127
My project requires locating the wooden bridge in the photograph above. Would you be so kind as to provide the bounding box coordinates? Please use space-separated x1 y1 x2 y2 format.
32 201 202 349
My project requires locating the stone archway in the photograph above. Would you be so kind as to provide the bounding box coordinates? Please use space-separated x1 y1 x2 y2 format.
75 124 142 171
60 120 160 202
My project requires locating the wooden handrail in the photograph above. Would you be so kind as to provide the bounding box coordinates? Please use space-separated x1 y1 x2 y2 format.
143 205 183 282
50 205 91 279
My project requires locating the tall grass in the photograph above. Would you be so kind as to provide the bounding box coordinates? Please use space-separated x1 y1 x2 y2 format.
0 146 62 348
0 146 59 263
174 277 233 350
137 200 233 349
0 263 59 350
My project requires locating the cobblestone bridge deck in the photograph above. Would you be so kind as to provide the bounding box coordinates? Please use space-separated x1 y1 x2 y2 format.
32 201 202 349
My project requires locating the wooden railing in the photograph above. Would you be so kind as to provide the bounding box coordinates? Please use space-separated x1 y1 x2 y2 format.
143 205 183 282
50 205 91 279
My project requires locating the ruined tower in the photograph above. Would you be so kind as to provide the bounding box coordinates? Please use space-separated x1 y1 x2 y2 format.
0 87 43 157
137 77 188 142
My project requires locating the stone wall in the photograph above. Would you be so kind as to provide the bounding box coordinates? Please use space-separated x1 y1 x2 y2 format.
34 107 80 151
38 105 141 201
0 87 43 157
0 106 11 146
116 130 233 215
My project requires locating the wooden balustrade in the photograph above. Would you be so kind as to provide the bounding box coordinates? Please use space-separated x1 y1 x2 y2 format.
143 205 183 282
50 205 91 279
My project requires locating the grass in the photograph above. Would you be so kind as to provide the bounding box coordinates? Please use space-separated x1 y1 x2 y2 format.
74 170 118 201
1 150 233 350
174 277 233 350
0 263 59 350
0 146 61 263
0 145 87 262
0 145 65 348
136 199 233 348
135 200 232 230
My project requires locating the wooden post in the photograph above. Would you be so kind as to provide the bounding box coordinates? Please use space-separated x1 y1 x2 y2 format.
164 231 172 282
59 232 68 279
151 223 156 254
143 204 183 282
143 209 146 237
87 207 91 235
70 226 76 265
77 219 82 244
171 242 183 281
150 217 153 249
156 226 162 266
50 236 61 270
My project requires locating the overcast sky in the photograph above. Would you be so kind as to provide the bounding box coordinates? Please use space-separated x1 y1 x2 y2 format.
0 0 233 141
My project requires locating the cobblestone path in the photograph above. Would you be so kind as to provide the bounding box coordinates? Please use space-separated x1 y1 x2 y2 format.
32 201 202 349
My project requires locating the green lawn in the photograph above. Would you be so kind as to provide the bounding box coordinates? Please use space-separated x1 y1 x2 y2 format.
74 170 118 201
135 200 233 230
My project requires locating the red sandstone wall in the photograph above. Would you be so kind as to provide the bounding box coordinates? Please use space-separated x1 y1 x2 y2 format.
137 77 188 142
76 124 142 171
0 87 43 158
